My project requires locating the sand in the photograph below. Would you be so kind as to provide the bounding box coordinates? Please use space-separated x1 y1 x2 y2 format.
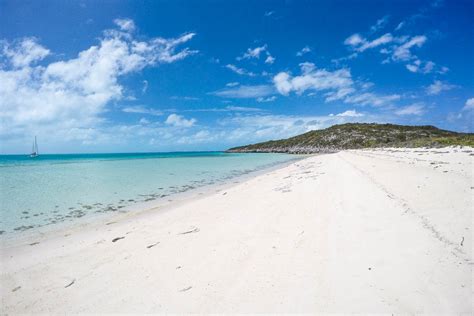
1 147 472 314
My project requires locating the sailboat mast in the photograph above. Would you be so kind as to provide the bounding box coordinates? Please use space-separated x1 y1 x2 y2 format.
35 136 38 154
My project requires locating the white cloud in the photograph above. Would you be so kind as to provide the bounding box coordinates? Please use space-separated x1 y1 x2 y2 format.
170 96 199 100
0 19 196 145
212 85 274 98
392 35 426 61
139 117 150 124
344 92 400 107
165 114 196 128
225 106 262 112
273 72 293 95
324 87 356 102
405 64 418 73
113 18 135 32
370 15 390 33
273 63 353 96
273 63 399 108
256 96 277 102
239 45 267 60
345 33 394 52
264 11 275 17
462 98 474 111
1 37 50 68
395 21 405 31
395 103 426 115
343 31 430 74
225 82 239 87
344 33 365 46
184 106 263 113
122 105 162 116
265 55 275 64
175 130 216 145
237 44 275 65
296 46 311 56
406 60 446 75
335 110 364 117
225 64 256 76
359 33 394 51
426 80 455 95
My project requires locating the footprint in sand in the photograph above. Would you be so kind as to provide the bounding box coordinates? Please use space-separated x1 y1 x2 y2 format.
179 226 200 235
179 286 192 292
146 241 160 249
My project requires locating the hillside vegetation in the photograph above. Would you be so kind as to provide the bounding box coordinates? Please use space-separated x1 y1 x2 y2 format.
227 123 474 154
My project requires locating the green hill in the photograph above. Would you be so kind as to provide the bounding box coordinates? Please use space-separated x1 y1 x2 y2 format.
227 123 474 154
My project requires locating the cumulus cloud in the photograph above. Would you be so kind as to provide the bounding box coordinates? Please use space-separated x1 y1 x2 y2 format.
395 103 426 115
165 114 196 127
1 37 50 68
0 19 197 144
426 80 455 95
273 63 353 96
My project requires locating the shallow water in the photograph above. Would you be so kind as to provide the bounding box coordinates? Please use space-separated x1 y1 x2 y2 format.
0 152 299 235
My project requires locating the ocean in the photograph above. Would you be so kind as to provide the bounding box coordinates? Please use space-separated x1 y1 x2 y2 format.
0 152 300 235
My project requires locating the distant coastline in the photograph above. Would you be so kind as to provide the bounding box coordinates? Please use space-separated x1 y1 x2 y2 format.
227 123 474 154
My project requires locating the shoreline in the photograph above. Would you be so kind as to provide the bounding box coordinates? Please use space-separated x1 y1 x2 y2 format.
0 155 309 248
1 147 472 313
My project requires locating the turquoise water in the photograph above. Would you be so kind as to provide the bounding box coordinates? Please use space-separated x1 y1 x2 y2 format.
0 152 299 235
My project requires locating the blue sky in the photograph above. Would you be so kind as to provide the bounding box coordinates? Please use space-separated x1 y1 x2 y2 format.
0 0 473 153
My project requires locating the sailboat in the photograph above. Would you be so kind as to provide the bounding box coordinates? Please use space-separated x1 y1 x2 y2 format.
30 136 39 158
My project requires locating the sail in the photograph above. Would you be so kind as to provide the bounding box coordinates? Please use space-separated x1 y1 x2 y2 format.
30 136 38 157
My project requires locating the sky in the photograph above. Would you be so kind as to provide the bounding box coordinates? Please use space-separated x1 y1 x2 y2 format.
0 0 473 154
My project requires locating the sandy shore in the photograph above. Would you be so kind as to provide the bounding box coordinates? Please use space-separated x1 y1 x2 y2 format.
1 148 472 314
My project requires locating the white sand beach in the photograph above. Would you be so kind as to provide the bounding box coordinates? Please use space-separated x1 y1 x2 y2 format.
1 148 472 314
